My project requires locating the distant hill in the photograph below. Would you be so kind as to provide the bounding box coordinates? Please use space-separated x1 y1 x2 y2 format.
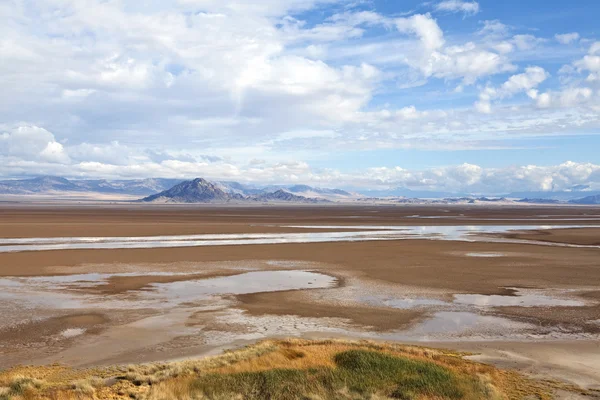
0 176 347 201
215 182 354 200
505 190 600 201
359 187 463 199
76 178 183 195
517 198 562 204
0 176 181 196
142 178 242 203
142 178 324 203
0 176 82 194
285 185 353 200
252 189 322 203
569 194 600 205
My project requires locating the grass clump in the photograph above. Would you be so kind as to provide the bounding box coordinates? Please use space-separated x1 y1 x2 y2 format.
0 339 561 399
0 375 44 400
334 350 467 399
185 349 487 400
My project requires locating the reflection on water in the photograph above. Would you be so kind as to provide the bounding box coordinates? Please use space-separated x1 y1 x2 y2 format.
1 224 599 252
0 264 598 365
362 295 446 309
465 252 505 257
146 271 337 304
453 290 585 307
363 288 587 310
60 328 86 338
0 270 337 325
404 311 531 336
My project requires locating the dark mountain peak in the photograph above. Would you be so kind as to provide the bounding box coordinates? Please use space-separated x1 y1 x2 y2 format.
142 177 238 203
142 179 327 203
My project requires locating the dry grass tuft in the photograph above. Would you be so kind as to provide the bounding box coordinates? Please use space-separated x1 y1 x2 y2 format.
0 338 581 399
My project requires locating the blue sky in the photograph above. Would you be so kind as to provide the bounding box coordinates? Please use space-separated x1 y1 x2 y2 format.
1 0 599 193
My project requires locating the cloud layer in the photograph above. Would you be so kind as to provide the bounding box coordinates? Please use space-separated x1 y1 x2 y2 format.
0 0 599 192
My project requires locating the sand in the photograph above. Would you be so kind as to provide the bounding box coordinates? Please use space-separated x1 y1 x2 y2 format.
0 204 599 391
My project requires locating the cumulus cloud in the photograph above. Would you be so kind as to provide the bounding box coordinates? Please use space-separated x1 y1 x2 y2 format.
356 162 600 193
3 141 600 194
434 1 480 16
573 41 600 81
395 14 445 51
475 66 549 113
555 32 580 44
394 14 513 84
0 126 70 164
532 87 594 109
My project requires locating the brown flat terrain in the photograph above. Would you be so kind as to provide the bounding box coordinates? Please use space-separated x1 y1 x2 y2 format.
503 227 600 246
0 204 599 391
2 237 599 295
1 204 600 238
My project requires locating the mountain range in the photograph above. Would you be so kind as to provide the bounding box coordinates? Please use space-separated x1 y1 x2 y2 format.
569 194 600 205
0 176 182 196
1 175 600 204
142 178 324 203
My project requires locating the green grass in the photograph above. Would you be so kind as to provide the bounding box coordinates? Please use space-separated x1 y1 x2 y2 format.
0 376 44 400
189 350 489 400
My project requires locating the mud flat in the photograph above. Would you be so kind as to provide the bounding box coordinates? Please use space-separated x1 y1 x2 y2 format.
0 204 599 393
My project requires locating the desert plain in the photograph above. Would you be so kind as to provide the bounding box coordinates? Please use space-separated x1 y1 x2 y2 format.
1 204 600 395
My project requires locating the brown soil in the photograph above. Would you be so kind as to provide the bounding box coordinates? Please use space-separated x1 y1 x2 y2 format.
1 204 599 385
0 313 108 346
1 239 598 296
84 271 243 295
236 290 425 332
1 204 599 238
502 227 600 246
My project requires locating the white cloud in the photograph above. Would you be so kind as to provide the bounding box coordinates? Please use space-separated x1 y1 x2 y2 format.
511 34 545 51
394 14 513 84
477 20 510 38
493 42 514 54
395 14 445 51
3 141 600 194
354 162 600 193
434 1 480 16
0 125 70 164
533 87 594 108
475 66 549 113
573 41 600 81
501 66 549 94
555 32 580 44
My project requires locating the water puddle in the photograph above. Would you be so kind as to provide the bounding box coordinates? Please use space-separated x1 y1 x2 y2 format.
360 288 587 310
465 252 505 257
362 295 447 309
453 290 585 307
1 224 599 253
0 270 337 318
392 311 536 340
145 271 337 304
0 231 405 253
60 328 86 338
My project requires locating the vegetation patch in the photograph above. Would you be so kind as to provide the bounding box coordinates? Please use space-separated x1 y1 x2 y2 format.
0 339 573 399
187 349 488 400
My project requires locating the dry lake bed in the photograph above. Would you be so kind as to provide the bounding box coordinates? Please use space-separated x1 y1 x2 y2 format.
1 204 600 391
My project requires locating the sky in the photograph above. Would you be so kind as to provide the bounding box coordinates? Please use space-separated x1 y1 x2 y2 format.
1 0 600 194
